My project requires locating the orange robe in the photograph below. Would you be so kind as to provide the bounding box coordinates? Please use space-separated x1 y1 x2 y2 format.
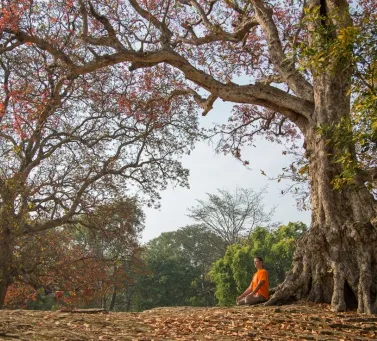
249 268 269 299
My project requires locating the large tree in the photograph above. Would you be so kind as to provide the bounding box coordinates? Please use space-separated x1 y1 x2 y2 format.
0 10 199 307
1 0 377 313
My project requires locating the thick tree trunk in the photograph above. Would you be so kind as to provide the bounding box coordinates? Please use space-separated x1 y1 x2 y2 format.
268 72 377 313
268 142 377 313
0 227 13 309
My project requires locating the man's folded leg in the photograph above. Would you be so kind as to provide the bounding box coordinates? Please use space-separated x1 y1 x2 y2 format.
244 294 266 305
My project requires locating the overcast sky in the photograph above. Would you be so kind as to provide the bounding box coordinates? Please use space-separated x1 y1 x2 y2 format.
142 100 311 243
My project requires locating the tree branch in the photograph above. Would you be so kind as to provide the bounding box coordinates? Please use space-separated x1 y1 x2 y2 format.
128 0 173 44
10 31 313 127
250 0 313 101
87 1 125 51
175 17 259 46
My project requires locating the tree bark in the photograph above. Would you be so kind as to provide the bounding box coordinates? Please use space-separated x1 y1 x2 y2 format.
0 225 13 309
109 287 117 312
267 72 377 313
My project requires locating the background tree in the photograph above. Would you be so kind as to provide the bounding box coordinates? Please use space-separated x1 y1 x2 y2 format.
2 0 377 312
4 197 145 310
188 187 274 245
130 225 224 310
71 198 145 311
210 222 307 306
5 227 111 310
171 224 226 305
130 242 201 311
110 253 147 312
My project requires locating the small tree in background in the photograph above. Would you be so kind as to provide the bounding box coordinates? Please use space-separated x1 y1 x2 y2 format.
188 188 275 246
129 245 200 311
72 198 145 311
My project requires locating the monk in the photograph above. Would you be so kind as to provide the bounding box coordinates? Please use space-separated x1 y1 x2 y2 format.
236 256 269 305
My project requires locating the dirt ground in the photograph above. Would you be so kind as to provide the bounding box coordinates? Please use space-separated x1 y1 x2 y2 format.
0 301 376 340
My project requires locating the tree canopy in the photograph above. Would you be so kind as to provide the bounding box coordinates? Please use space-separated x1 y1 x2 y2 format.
0 3 201 304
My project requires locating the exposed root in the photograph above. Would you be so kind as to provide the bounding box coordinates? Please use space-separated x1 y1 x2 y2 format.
265 222 377 314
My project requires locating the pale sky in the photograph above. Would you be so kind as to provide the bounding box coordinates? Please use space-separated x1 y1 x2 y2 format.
141 99 311 243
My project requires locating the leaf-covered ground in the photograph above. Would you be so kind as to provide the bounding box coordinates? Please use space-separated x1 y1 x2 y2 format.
0 301 376 340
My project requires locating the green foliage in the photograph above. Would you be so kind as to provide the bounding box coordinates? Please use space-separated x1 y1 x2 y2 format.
207 255 238 307
130 255 200 311
129 225 225 311
298 5 357 75
210 222 307 306
315 15 377 191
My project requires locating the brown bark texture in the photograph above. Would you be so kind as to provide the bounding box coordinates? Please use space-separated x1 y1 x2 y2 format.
267 137 377 313
267 71 377 313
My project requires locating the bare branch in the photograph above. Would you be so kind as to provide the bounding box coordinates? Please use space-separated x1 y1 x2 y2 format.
87 1 125 51
10 31 74 68
0 40 23 54
250 0 313 101
128 0 173 44
175 17 259 46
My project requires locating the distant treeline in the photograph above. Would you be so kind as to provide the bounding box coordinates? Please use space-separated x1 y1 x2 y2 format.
5 222 307 311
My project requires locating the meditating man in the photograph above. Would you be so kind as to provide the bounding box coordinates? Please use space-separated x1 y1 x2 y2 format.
236 256 269 305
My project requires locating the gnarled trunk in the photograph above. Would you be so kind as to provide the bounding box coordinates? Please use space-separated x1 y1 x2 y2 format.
268 139 377 313
268 72 377 313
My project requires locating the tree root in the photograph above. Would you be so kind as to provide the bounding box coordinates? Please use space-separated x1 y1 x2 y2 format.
265 222 377 314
